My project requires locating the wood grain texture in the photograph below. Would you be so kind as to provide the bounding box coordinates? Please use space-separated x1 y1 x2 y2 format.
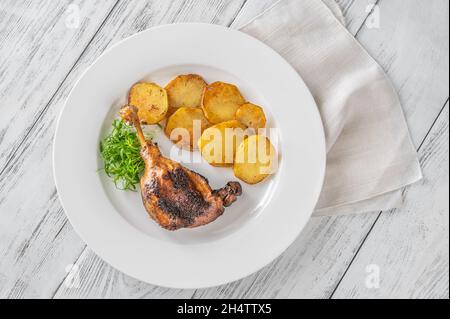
356 0 449 148
0 0 118 171
0 0 118 299
53 248 195 299
0 0 247 299
335 0 378 34
333 103 449 299
0 0 447 299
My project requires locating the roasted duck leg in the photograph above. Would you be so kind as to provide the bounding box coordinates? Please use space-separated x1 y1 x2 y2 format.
120 105 242 231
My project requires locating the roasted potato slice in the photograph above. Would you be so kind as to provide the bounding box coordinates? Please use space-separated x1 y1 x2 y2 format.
165 107 210 150
198 120 247 167
235 103 267 130
165 74 207 116
234 135 277 184
128 82 169 124
202 82 246 124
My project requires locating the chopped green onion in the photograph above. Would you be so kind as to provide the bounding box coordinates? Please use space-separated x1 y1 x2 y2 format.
100 119 151 191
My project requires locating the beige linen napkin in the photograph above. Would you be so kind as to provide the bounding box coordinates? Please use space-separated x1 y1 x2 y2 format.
239 0 422 216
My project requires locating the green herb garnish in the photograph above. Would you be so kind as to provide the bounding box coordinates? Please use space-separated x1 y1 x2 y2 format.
100 119 149 191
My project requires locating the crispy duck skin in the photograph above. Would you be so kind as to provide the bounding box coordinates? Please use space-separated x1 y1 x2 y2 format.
120 105 242 231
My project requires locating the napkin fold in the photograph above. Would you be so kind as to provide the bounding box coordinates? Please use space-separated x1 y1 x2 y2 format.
239 0 422 216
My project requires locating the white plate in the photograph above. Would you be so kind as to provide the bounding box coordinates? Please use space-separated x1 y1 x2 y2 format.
53 23 326 289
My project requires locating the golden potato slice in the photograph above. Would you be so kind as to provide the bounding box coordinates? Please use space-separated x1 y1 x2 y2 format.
198 120 247 167
202 82 246 124
236 103 267 129
128 82 169 124
165 74 207 116
165 107 210 150
234 135 277 184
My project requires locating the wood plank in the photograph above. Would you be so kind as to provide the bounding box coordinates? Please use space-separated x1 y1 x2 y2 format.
0 0 247 299
335 0 379 34
332 103 449 299
53 248 195 299
0 0 118 299
0 0 118 171
356 0 449 147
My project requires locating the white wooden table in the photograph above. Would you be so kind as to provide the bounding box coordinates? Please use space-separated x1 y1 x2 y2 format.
0 0 448 299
